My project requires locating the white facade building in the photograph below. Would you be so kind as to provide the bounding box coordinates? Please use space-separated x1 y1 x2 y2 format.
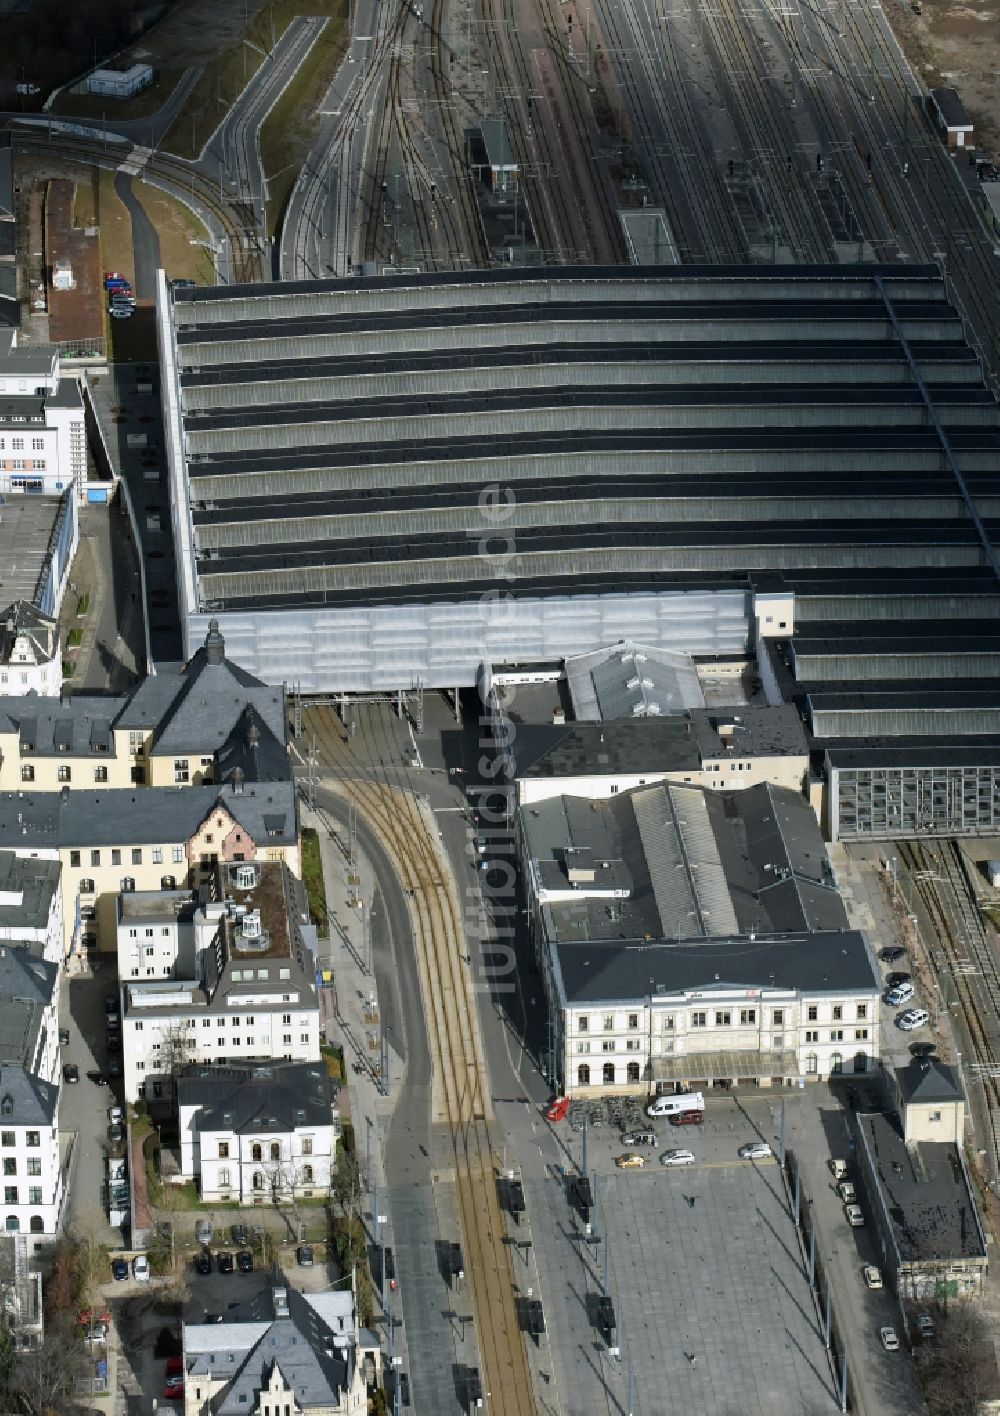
0 947 64 1246
0 852 62 967
177 1062 337 1204
0 332 86 501
120 862 320 1105
0 604 61 697
116 890 199 980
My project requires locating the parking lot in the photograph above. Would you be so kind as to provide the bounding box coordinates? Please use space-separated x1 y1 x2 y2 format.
526 1093 842 1416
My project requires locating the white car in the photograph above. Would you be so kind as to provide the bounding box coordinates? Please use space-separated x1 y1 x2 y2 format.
880 1326 900 1352
897 1008 930 1031
885 982 915 1006
845 1203 865 1227
108 1106 124 1126
659 1149 696 1167
863 1265 883 1290
132 1255 150 1282
738 1141 773 1161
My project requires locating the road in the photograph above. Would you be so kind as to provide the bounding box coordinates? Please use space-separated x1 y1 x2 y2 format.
113 170 162 301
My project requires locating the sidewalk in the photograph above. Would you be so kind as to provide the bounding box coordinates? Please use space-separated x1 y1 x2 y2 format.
300 799 412 1382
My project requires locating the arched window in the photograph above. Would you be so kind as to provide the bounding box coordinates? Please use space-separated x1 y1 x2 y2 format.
830 1052 843 1075
120 877 135 893
302 1165 313 1185
269 1143 280 1162
627 1061 640 1084
603 1062 615 1086
79 878 95 894
160 875 176 890
805 1053 818 1075
251 1143 262 1163
4 1216 18 1232
252 1171 264 1191
577 1064 590 1087
28 1216 43 1233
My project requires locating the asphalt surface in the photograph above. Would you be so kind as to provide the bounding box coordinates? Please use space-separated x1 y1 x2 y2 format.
114 170 162 302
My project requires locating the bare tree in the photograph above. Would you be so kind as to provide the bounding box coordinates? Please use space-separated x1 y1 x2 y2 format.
9 1314 90 1414
915 1299 1000 1416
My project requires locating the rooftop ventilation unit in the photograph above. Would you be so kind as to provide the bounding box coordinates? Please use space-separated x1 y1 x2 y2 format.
231 862 259 891
235 909 270 953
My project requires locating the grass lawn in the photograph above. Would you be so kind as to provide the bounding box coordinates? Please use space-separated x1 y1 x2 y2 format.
258 1 348 240
73 174 97 228
163 0 346 162
301 827 329 932
134 181 216 284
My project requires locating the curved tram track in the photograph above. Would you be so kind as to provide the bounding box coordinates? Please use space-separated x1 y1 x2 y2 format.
305 704 536 1416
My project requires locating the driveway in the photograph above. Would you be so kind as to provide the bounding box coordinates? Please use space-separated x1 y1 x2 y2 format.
60 970 125 1248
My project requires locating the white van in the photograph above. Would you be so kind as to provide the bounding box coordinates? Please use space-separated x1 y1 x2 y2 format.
646 1091 705 1119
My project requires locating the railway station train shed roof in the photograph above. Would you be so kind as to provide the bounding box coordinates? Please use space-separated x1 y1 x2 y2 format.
159 264 1000 700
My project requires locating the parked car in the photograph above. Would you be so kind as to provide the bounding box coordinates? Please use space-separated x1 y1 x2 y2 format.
106 1015 120 1032
845 1203 865 1227
916 1312 935 1339
111 1258 129 1281
237 1250 253 1273
863 1265 883 1290
58 1028 70 1046
897 1009 930 1031
103 996 117 1014
110 308 133 321
194 1249 212 1276
84 1325 107 1347
620 1131 658 1149
614 1153 646 1169
78 1309 111 1328
885 982 915 1006
659 1149 696 1167
108 1060 122 1078
879 946 907 963
104 270 127 284
545 1096 570 1123
231 1223 249 1247
108 1123 124 1145
880 1326 900 1352
885 971 911 989
195 1219 213 1246
830 1159 848 1180
668 1110 704 1127
838 1180 856 1203
163 1381 184 1400
738 1141 773 1161
132 1256 150 1283
217 1251 234 1274
109 1106 124 1126
296 1244 314 1267
62 1063 79 1083
87 1070 107 1086
106 1034 121 1053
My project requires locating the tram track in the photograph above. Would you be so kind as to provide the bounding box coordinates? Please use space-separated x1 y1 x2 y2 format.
304 704 536 1415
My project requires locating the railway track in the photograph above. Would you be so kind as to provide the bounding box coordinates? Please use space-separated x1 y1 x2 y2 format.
304 704 536 1416
898 838 1000 1176
833 0 1000 381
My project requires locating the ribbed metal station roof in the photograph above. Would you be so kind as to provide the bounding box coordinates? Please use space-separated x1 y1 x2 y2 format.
163 264 1000 705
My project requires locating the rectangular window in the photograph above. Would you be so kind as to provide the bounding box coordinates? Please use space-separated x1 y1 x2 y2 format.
772 1009 784 1026
692 1011 707 1028
832 1005 843 1022
0 1133 12 1148
662 1015 674 1032
602 1040 614 1053
856 1004 868 1020
3 1160 15 1176
111 849 121 866
299 1032 309 1044
174 760 190 784
283 1034 291 1045
627 1013 639 1031
603 1014 614 1031
26 1158 40 1176
855 1028 869 1041
282 1014 291 1026
27 1187 41 1205
740 1008 756 1025
70 850 81 868
714 1011 731 1027
152 848 163 865
576 1042 590 1054
805 1029 819 1043
94 766 108 783
131 848 142 866
625 1039 641 1052
4 1188 15 1204
218 1167 230 1187
218 1142 229 1158
172 846 184 864
57 765 71 783
20 764 33 783
25 1132 38 1148
91 849 101 867
830 1029 844 1043
807 1005 818 1022
301 1138 313 1156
